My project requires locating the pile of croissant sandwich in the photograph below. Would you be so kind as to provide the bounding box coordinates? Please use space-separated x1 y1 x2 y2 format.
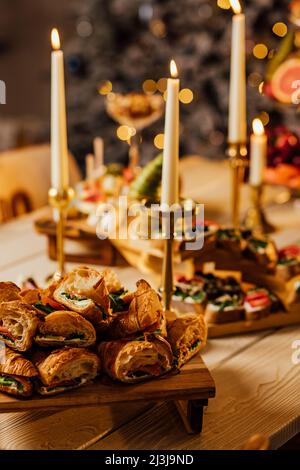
0 266 207 398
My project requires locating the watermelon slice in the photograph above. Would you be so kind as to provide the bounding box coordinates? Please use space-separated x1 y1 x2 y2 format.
271 57 300 104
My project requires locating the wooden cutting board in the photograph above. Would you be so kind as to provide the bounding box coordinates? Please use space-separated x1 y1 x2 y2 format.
0 355 215 434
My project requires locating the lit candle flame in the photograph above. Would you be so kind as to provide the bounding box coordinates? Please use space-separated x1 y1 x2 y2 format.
230 0 242 14
253 118 264 136
170 59 178 78
51 28 61 50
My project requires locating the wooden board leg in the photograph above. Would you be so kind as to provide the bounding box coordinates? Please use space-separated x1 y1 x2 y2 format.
175 399 208 434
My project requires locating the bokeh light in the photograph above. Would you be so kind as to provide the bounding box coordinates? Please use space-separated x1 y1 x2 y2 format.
272 22 287 37
257 111 270 126
258 81 265 94
179 88 194 104
154 133 164 149
157 78 168 93
98 80 113 95
76 18 93 38
150 19 166 38
217 0 231 9
117 126 136 141
142 79 157 94
248 72 262 87
253 44 268 59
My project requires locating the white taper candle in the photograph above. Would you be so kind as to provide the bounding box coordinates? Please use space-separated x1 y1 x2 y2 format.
51 28 69 193
228 0 247 143
249 118 267 186
161 59 180 207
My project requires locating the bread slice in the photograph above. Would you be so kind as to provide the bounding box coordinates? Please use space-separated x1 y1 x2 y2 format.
205 295 244 324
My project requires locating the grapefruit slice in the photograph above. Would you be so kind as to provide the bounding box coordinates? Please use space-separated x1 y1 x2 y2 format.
271 57 300 104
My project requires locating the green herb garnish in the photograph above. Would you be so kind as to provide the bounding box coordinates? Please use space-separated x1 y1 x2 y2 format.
249 239 268 250
34 302 56 315
109 290 128 313
61 292 88 302
0 376 23 392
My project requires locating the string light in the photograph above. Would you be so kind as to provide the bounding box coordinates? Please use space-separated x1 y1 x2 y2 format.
272 22 288 37
142 79 157 94
98 80 113 95
253 43 268 59
179 88 194 104
154 133 164 149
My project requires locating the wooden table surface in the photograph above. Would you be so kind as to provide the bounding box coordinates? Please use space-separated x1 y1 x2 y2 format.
1 158 300 450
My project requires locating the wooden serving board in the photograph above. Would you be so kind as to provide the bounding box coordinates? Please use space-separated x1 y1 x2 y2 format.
0 355 215 434
207 310 300 338
34 214 118 266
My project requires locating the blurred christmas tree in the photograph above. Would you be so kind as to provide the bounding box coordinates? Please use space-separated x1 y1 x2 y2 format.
64 0 292 169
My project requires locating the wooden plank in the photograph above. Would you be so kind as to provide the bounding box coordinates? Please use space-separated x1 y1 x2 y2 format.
0 403 153 450
90 326 300 450
0 356 215 413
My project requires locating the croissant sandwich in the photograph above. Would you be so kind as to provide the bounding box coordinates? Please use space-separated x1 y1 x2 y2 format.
0 301 39 351
107 280 163 339
167 314 207 367
34 348 101 395
53 266 112 330
98 334 173 383
0 282 21 303
0 346 38 397
35 311 96 348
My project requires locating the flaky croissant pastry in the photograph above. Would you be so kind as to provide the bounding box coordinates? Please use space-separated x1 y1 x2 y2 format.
98 334 173 383
0 301 39 351
0 282 21 303
107 280 163 339
53 266 112 330
167 314 207 367
0 346 38 397
35 311 96 348
34 347 101 396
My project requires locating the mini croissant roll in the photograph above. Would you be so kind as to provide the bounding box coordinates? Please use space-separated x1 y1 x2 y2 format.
35 311 97 348
34 347 101 396
0 282 21 303
53 267 112 331
0 346 38 397
98 334 174 383
0 301 40 351
107 280 163 339
167 314 208 367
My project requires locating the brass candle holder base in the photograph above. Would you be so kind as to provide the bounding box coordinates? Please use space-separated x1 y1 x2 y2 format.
48 187 75 277
161 210 175 312
244 185 276 236
227 142 248 229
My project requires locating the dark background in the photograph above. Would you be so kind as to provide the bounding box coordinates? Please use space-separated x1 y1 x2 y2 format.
0 0 294 169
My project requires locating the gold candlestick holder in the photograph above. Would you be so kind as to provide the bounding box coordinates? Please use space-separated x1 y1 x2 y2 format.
161 210 175 312
48 187 75 277
227 142 248 228
244 184 275 235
